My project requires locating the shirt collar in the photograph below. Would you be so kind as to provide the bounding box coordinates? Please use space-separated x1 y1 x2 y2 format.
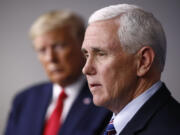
53 75 86 101
113 81 162 135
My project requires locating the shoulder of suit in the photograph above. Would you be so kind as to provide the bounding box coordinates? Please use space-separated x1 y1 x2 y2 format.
12 81 52 103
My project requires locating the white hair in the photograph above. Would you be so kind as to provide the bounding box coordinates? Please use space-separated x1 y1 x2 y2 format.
88 4 166 72
89 4 140 23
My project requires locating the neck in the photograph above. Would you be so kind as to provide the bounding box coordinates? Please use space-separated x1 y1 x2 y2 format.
133 67 161 99
112 73 161 114
57 74 83 88
133 77 160 99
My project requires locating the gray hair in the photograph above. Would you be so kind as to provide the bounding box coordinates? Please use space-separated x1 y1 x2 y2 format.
89 4 166 72
30 10 85 42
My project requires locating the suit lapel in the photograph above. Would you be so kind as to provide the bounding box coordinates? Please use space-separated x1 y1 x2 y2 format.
119 84 171 135
33 83 53 135
58 82 93 135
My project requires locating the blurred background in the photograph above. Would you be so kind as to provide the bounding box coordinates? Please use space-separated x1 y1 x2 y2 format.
0 0 180 133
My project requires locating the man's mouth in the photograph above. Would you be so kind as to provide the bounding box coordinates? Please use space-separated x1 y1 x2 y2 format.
48 65 63 73
89 83 102 91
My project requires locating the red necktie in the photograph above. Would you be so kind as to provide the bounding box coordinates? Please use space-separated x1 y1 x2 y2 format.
43 89 67 135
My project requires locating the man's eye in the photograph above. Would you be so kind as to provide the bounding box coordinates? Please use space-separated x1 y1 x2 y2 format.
37 48 46 54
84 53 89 59
54 43 67 50
98 52 106 56
54 44 62 49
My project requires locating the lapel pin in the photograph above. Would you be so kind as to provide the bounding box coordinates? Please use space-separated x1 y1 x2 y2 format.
83 97 91 105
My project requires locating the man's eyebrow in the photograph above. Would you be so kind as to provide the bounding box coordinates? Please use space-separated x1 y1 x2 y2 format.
92 47 101 52
81 47 106 54
92 47 105 53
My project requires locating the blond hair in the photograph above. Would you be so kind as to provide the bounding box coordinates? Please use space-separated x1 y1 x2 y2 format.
30 10 85 42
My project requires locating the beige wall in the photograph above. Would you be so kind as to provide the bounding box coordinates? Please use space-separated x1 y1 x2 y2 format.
0 0 180 134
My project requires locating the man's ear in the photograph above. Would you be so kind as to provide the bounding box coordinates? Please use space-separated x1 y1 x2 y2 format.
136 46 155 77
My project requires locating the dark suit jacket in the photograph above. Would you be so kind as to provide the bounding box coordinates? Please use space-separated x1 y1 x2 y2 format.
120 83 180 135
5 82 112 135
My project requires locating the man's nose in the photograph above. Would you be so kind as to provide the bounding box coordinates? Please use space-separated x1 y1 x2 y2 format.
82 57 96 75
45 48 56 62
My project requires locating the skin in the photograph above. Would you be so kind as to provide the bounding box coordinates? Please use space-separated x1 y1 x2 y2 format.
33 27 85 87
82 19 160 114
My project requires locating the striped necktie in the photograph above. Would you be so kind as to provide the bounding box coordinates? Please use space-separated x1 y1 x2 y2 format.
43 89 67 135
104 119 116 135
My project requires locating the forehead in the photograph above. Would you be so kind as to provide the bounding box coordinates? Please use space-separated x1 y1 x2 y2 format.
82 20 119 51
34 28 74 44
86 20 117 39
45 27 73 39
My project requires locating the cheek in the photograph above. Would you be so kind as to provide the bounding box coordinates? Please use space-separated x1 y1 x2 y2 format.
100 63 120 86
99 61 129 97
60 49 83 76
98 65 118 96
38 57 48 70
102 71 120 99
61 47 77 63
56 50 72 70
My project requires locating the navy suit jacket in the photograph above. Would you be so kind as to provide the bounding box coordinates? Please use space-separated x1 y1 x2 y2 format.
5 82 112 135
119 83 180 135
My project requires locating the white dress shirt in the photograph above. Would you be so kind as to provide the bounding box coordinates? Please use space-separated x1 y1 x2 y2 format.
45 75 86 123
113 81 162 135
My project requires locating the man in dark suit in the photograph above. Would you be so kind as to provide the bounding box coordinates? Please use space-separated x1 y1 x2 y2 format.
82 4 180 135
5 10 112 135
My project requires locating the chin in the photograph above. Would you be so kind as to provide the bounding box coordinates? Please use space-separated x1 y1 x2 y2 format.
92 96 106 107
50 78 63 85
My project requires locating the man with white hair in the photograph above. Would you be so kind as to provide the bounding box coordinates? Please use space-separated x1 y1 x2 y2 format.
82 4 180 135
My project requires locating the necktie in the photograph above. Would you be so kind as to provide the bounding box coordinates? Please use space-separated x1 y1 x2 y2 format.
104 119 116 135
43 89 67 135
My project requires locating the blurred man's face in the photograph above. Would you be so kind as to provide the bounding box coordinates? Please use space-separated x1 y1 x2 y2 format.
82 20 137 113
34 28 85 87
